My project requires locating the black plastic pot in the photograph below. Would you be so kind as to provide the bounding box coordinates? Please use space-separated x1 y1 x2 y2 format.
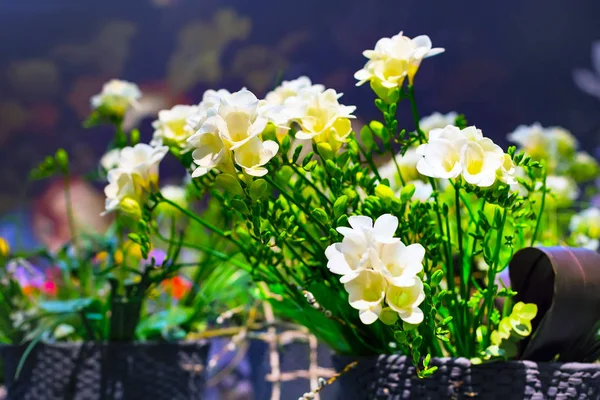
332 354 600 399
1 341 210 400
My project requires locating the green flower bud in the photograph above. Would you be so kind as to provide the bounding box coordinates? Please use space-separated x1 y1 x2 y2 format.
55 149 69 174
214 174 245 196
400 184 416 202
316 142 335 161
375 184 397 203
120 197 142 221
262 122 278 142
333 195 349 218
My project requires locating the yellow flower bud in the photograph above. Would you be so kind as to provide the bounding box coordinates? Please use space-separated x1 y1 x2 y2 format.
0 237 10 258
119 197 142 221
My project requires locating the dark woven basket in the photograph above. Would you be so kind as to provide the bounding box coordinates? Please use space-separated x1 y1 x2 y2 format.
1 341 210 400
332 354 600 399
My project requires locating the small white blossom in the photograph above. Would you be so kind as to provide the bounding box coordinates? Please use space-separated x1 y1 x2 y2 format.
508 123 578 172
294 89 356 152
355 32 444 89
90 79 141 117
385 279 426 324
416 125 466 180
420 112 457 136
544 175 579 206
112 144 169 189
187 89 231 132
160 185 188 209
417 125 512 188
103 143 168 214
151 104 199 149
233 137 279 177
100 148 121 171
570 207 600 239
215 89 269 150
187 116 231 178
264 76 324 106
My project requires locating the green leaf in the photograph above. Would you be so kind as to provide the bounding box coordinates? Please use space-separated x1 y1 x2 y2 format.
214 174 245 196
231 199 250 215
39 298 94 314
136 307 195 340
249 178 269 201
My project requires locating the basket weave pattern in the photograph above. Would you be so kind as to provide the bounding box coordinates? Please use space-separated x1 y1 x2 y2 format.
1 341 209 400
332 354 600 399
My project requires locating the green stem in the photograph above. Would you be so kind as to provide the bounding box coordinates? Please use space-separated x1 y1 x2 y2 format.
263 175 329 233
389 147 406 186
407 85 427 143
63 173 80 256
530 163 547 246
288 163 333 207
356 140 383 181
157 195 246 250
484 208 508 340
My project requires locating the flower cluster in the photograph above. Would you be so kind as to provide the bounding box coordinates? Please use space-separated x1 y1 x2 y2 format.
570 207 600 250
262 76 356 152
416 125 515 187
103 143 168 216
326 214 426 325
187 89 278 177
151 105 200 149
90 79 141 119
355 32 444 99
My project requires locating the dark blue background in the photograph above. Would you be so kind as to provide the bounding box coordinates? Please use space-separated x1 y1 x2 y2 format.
1 0 599 214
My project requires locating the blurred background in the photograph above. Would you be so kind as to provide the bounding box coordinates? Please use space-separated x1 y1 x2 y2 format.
1 0 600 248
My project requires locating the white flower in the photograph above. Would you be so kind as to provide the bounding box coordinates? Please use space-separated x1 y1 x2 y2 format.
507 123 578 170
160 185 188 209
233 137 279 177
355 32 444 89
420 112 457 136
409 180 434 202
461 137 504 188
570 207 600 238
151 104 199 148
264 76 324 106
100 148 121 171
90 79 141 117
417 124 512 188
187 116 231 178
378 148 423 190
386 279 426 324
326 214 399 283
325 214 426 326
572 234 600 251
111 143 169 189
215 89 268 150
344 269 387 324
370 241 425 287
104 171 139 213
544 175 579 206
102 143 168 215
416 125 466 180
294 89 356 151
187 89 231 132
